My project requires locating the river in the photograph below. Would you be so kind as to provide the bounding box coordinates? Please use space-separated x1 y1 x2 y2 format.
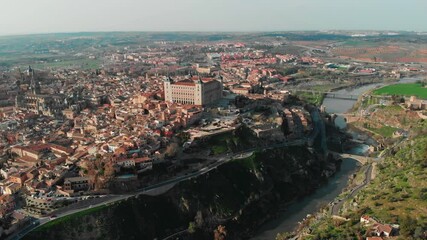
253 158 358 239
324 77 423 129
252 76 422 239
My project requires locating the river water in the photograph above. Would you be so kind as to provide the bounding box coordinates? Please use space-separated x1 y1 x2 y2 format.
252 77 422 239
253 159 358 239
324 77 422 129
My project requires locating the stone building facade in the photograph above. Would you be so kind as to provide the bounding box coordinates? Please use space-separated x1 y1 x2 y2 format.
164 77 223 106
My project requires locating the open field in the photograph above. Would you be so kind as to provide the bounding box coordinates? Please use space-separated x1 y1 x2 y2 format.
341 40 381 47
28 58 102 70
332 41 427 63
373 83 427 99
367 125 399 138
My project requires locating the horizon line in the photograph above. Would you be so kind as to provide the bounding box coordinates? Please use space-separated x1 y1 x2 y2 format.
1 29 426 38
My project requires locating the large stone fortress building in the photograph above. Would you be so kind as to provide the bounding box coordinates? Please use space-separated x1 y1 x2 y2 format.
164 76 223 106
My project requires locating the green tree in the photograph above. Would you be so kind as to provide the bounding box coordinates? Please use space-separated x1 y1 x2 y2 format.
400 216 417 237
414 226 424 239
188 221 196 234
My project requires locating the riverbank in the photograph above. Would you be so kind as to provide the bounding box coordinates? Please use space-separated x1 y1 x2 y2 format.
294 131 427 240
274 76 425 239
252 157 358 239
254 78 398 239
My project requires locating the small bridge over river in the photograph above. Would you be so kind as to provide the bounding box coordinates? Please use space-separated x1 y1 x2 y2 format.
332 113 361 123
291 90 360 101
329 151 377 164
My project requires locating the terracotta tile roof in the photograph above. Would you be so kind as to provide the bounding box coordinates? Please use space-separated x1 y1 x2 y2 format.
374 223 393 234
174 81 195 86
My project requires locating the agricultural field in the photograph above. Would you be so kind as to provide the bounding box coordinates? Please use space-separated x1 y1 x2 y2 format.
373 83 427 99
332 42 427 63
341 40 381 47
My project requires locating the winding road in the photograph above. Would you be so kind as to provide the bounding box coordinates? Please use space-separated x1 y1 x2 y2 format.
330 163 373 216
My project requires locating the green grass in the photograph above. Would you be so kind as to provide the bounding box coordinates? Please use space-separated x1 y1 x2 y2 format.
358 135 427 222
367 125 399 137
304 121 427 239
295 92 325 106
235 153 259 171
373 83 427 99
200 126 257 155
383 105 404 111
302 132 427 240
361 97 380 108
205 133 232 155
212 145 228 155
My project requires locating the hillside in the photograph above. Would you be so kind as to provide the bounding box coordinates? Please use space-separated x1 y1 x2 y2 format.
24 146 340 240
291 120 427 240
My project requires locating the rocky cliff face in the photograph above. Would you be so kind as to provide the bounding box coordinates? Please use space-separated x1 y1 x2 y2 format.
25 146 340 240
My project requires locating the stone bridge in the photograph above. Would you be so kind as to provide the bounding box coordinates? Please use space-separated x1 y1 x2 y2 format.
330 151 376 164
332 113 361 123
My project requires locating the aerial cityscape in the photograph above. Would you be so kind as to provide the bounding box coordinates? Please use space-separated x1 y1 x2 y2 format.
0 1 426 240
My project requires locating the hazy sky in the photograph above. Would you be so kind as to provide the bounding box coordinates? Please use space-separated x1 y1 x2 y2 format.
1 0 426 36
